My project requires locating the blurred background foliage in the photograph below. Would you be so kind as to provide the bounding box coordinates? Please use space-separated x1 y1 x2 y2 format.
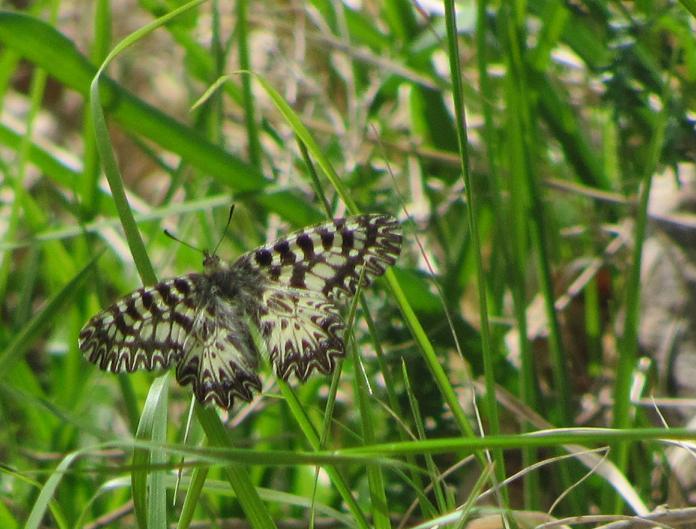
0 0 695 528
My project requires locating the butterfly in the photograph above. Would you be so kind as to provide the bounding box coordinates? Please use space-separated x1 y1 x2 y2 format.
78 214 402 409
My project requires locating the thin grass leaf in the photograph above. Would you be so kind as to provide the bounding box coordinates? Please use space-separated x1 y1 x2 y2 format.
348 276 390 529
443 0 501 452
195 404 278 529
610 84 669 512
89 78 156 283
678 0 696 16
253 71 475 444
23 452 79 529
0 252 100 376
0 12 264 192
402 360 450 514
250 72 359 214
236 0 262 169
175 465 208 529
131 374 170 529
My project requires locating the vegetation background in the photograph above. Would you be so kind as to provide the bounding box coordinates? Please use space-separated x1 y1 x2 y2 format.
0 0 695 528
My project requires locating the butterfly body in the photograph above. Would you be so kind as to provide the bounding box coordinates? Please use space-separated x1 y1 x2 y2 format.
79 214 402 409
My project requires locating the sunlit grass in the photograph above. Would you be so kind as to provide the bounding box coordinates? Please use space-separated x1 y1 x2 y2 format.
1 1 695 529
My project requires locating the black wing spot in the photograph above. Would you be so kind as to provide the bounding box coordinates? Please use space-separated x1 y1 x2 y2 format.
296 233 315 259
255 249 272 266
125 298 143 321
290 264 307 288
173 278 191 295
155 283 177 307
341 229 354 252
274 240 296 264
141 290 154 309
319 229 334 250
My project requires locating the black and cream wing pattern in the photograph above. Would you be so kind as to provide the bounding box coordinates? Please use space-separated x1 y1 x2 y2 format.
79 214 402 409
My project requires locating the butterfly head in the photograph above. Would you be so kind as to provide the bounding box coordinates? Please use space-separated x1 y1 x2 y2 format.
203 252 222 272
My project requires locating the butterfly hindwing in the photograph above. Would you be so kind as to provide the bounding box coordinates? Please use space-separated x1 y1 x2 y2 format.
258 286 345 381
175 296 261 409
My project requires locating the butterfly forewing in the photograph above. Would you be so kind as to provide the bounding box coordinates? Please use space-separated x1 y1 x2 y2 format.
79 214 402 410
245 215 402 300
79 275 204 373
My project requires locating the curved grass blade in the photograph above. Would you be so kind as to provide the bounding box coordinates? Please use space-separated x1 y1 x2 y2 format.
0 11 264 193
0 251 102 377
132 374 170 529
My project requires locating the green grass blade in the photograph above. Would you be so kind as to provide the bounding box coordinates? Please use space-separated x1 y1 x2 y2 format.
176 464 209 529
23 455 74 529
0 252 100 377
195 405 278 529
89 76 157 284
0 11 264 192
132 375 170 529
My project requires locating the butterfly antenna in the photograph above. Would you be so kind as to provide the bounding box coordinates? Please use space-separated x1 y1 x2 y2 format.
163 229 204 254
211 204 235 256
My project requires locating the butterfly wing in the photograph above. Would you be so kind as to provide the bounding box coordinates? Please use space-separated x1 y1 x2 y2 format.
260 285 345 380
79 275 206 373
79 214 401 408
235 214 402 381
175 295 261 409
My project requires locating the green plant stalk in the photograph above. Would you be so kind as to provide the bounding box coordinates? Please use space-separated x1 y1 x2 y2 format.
176 464 209 529
275 378 371 529
678 0 696 16
402 361 450 514
610 96 667 512
237 0 262 169
348 282 390 529
385 272 474 437
443 0 502 479
89 79 156 283
195 405 278 529
24 452 78 529
133 375 170 529
500 0 580 511
255 72 475 442
80 0 111 218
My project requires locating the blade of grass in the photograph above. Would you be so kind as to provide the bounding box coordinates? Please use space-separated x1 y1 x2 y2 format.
132 375 170 529
23 453 76 529
253 72 475 441
443 0 501 448
0 251 101 377
0 11 264 193
195 404 277 529
274 378 371 529
175 464 209 529
236 0 262 169
89 77 156 283
610 82 669 512
344 274 391 529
